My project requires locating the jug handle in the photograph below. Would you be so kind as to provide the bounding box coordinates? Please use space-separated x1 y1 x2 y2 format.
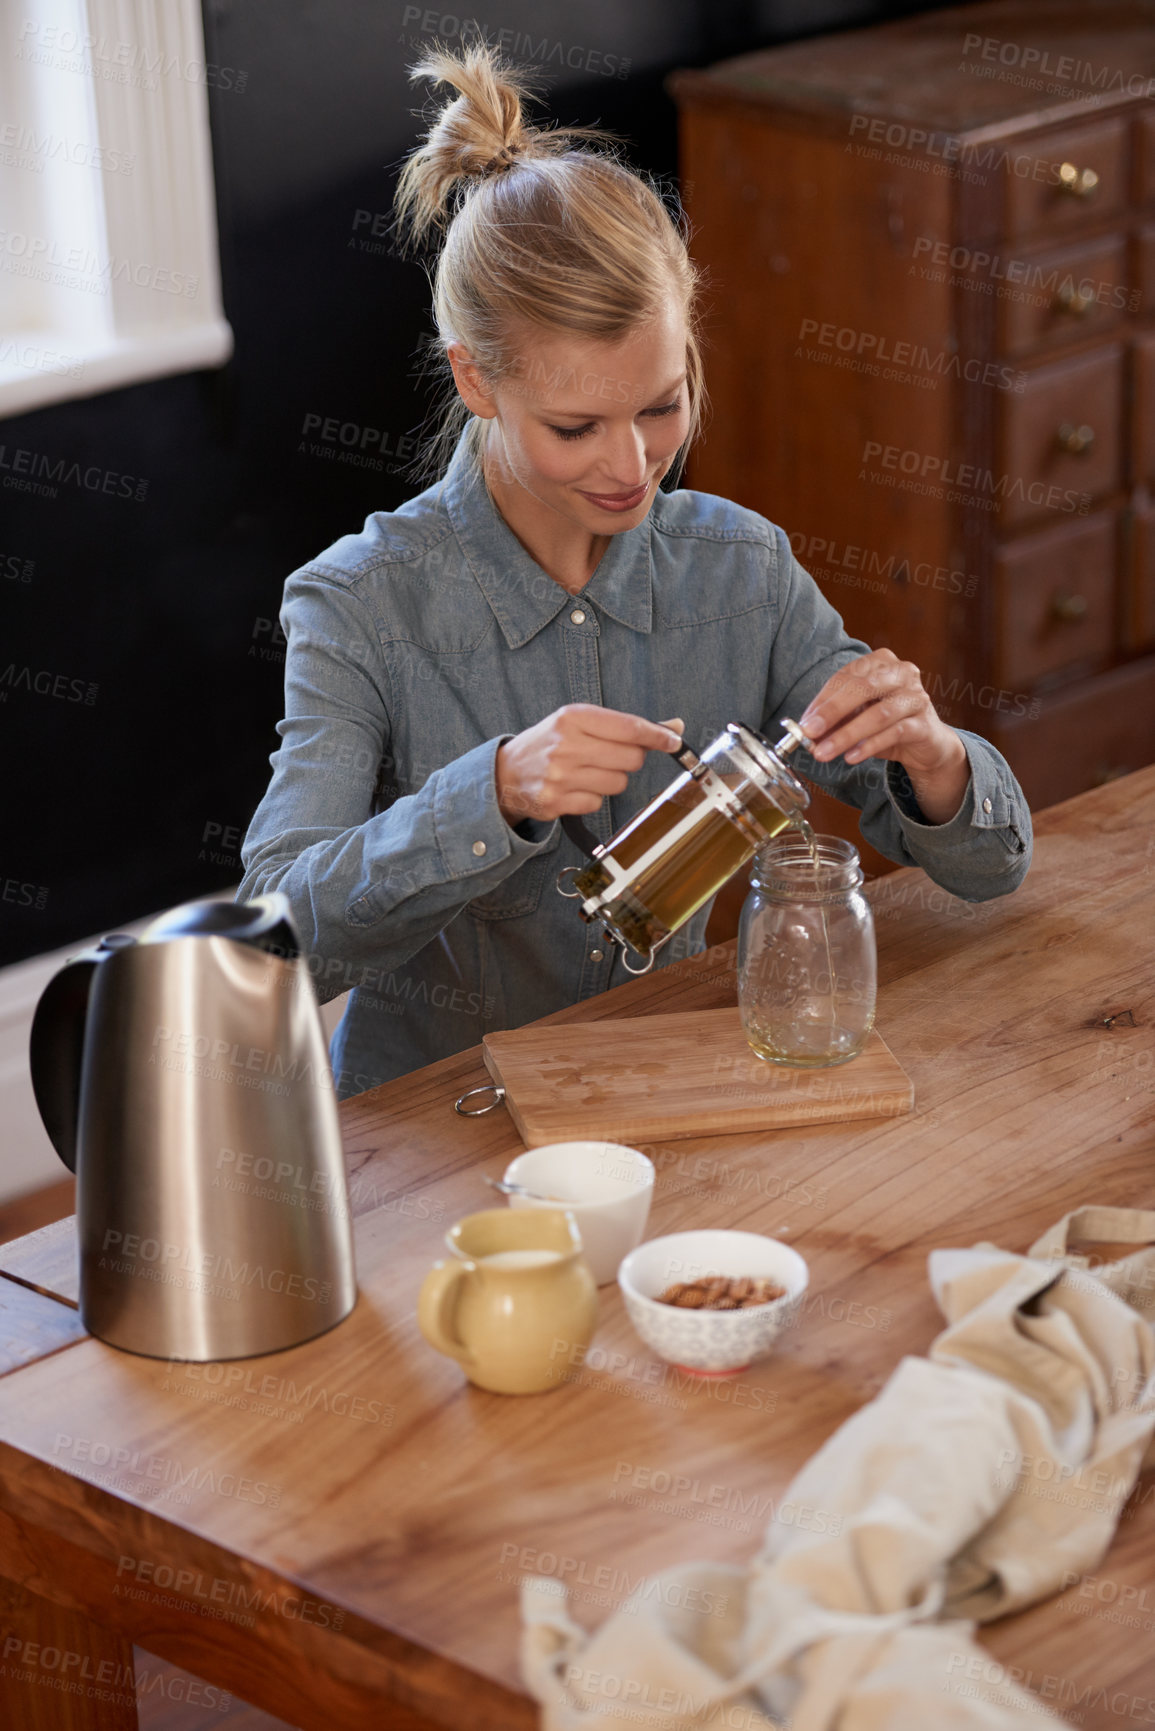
28 937 132 1173
559 735 698 860
418 1260 476 1367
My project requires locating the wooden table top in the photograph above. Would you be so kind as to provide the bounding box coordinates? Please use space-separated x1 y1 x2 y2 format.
1 767 1153 1731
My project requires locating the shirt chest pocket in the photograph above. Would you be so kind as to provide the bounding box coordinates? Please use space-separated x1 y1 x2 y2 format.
467 825 563 921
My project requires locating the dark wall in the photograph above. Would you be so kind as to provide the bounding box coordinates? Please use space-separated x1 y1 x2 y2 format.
1 0 967 966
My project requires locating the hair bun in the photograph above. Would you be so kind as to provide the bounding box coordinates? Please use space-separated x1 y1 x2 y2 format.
482 140 523 175
395 42 538 245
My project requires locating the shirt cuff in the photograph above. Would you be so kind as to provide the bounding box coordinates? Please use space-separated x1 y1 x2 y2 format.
884 731 1017 841
511 814 561 845
432 735 558 880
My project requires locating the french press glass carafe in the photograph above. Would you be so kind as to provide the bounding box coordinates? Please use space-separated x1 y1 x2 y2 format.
557 721 814 973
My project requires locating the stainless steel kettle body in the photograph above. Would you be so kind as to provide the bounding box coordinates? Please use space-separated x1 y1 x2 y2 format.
29 894 357 1361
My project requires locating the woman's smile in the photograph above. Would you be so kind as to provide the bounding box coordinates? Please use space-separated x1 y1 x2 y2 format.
576 480 652 513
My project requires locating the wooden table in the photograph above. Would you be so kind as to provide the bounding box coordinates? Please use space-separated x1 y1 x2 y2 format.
1 769 1153 1731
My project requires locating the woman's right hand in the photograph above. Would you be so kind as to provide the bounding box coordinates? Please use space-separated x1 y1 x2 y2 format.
495 704 684 825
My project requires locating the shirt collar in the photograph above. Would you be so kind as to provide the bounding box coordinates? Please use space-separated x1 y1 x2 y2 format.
441 427 654 648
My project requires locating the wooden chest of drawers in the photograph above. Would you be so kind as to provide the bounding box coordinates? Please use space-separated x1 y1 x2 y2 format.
671 0 1155 827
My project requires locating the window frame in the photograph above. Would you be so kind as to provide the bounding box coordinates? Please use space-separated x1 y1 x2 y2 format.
0 0 233 419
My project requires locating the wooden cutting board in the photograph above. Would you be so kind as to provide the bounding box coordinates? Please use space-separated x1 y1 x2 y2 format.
482 1006 914 1147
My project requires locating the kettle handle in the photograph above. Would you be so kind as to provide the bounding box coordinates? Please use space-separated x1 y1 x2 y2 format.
28 937 133 1174
559 734 699 860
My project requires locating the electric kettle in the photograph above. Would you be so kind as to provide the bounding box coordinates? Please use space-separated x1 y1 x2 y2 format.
29 893 357 1361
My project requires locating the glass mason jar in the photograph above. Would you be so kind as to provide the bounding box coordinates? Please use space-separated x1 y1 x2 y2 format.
737 834 876 1067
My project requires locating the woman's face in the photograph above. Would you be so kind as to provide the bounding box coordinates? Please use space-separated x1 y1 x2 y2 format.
450 298 691 537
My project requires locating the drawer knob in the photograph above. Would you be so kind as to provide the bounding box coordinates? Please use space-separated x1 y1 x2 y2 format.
1056 422 1095 454
1051 592 1090 623
1058 162 1100 198
1054 280 1094 316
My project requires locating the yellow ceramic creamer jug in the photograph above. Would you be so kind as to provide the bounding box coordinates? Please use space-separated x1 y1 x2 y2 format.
417 1207 597 1394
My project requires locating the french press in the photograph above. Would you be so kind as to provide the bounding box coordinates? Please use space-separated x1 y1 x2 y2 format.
556 720 814 973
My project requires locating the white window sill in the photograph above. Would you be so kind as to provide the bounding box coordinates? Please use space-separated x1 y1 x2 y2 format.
0 319 234 419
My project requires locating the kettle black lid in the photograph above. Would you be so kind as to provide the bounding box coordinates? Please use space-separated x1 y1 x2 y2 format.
139 892 300 959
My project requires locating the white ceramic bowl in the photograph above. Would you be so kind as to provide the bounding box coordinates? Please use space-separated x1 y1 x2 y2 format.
618 1229 808 1375
502 1142 654 1286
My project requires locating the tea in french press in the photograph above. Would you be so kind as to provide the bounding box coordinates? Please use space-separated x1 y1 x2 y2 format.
557 721 814 973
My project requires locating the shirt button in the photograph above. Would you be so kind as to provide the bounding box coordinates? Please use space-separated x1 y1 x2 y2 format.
982 798 992 814
570 608 586 625
471 840 487 856
589 948 604 961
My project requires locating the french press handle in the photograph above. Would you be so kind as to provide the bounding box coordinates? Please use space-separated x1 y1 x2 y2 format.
559 735 702 859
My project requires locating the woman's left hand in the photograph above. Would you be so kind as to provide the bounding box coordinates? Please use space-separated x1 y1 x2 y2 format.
797 649 970 825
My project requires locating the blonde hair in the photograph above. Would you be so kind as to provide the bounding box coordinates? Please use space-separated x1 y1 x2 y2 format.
394 41 705 483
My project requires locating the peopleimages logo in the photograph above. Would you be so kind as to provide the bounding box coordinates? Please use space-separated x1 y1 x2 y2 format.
0 336 84 377
0 1635 140 1711
98 1229 333 1305
959 30 1155 100
114 1556 343 1628
789 530 978 598
1 875 49 910
797 317 1025 393
910 236 1140 313
161 1358 394 1428
0 441 148 501
149 1024 328 1088
610 1463 843 1535
0 665 98 704
52 1432 282 1508
0 231 198 296
15 20 248 93
398 7 631 78
497 1544 728 1617
0 122 134 173
859 440 1091 516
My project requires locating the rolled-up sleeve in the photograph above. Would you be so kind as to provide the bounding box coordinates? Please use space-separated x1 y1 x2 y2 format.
873 733 1032 898
236 570 553 999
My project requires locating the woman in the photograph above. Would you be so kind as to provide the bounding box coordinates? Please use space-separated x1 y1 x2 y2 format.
237 44 1031 1101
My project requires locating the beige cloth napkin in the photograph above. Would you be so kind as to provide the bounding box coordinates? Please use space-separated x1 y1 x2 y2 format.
521 1206 1155 1730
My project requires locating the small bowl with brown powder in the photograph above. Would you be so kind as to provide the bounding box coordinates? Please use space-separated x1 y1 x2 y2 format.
618 1230 808 1376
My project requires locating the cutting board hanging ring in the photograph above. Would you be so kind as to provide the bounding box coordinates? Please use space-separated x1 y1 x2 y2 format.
454 1082 507 1117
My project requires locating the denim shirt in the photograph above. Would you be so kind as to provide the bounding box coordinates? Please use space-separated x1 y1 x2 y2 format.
238 431 1031 1100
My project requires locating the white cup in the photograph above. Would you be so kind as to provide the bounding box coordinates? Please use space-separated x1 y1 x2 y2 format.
501 1142 655 1286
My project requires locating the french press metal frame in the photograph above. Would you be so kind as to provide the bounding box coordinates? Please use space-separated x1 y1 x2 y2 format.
555 720 813 976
